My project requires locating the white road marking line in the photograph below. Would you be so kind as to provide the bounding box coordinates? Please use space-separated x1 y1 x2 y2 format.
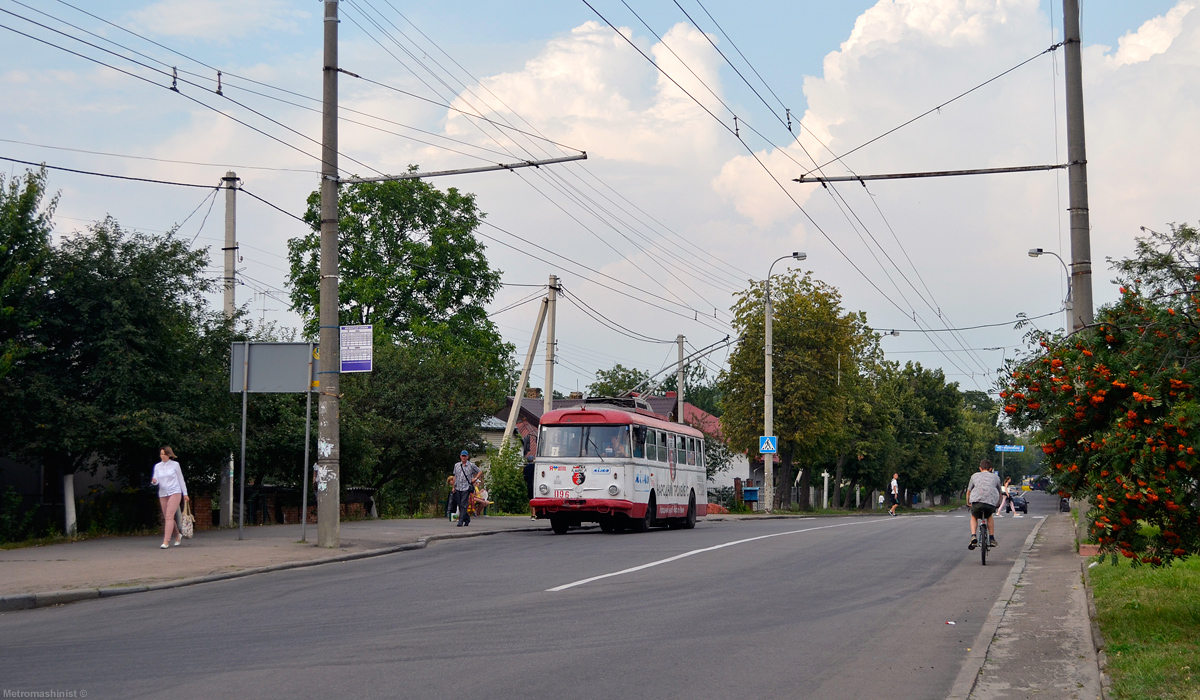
547 520 881 592
1034 515 1046 519
935 515 948 518
954 515 967 518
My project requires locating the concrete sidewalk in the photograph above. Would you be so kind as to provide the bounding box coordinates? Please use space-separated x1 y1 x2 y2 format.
949 511 1105 700
0 515 549 608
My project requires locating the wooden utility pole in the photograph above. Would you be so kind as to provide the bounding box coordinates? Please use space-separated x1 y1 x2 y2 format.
316 0 341 548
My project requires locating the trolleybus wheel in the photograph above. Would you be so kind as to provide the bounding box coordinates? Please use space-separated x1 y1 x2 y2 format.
550 515 570 535
599 517 615 534
683 493 697 529
632 496 655 533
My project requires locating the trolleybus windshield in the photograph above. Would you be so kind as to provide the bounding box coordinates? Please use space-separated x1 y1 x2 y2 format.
539 425 629 458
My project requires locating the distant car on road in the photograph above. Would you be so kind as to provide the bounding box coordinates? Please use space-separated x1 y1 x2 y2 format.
1007 488 1028 513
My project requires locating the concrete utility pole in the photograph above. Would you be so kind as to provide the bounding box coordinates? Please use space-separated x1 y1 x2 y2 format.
544 275 557 415
316 0 341 548
1063 0 1093 333
504 297 549 449
220 171 237 527
63 473 76 535
763 252 805 513
676 335 685 424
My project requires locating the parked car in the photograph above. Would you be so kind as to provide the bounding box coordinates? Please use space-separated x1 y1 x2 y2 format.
1007 488 1028 513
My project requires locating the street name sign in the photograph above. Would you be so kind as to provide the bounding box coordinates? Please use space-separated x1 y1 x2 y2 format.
759 436 778 454
994 445 1025 453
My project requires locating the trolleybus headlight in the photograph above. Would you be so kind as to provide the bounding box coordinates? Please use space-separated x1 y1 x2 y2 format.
608 484 620 496
539 483 550 495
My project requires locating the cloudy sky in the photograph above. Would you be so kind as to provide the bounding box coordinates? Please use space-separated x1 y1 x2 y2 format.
1 0 1195 395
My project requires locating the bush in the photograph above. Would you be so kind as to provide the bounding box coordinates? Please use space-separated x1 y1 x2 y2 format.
0 486 36 543
487 439 529 515
76 486 160 535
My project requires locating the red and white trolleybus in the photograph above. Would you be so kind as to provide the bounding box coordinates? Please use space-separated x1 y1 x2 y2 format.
530 399 707 534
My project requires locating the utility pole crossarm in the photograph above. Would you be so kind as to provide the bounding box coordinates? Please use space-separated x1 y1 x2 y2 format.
339 154 587 184
793 163 1071 185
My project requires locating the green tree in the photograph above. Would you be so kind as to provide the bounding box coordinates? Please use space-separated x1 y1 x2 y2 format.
1004 223 1200 566
720 271 873 509
0 169 55 379
288 176 509 375
336 330 505 512
588 363 650 397
486 439 529 514
0 216 239 529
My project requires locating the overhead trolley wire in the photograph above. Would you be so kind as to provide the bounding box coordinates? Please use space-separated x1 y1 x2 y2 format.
0 19 352 177
344 4 742 323
366 0 753 287
633 0 1052 382
23 1 548 165
344 1 738 307
476 221 733 335
559 286 676 344
665 2 985 376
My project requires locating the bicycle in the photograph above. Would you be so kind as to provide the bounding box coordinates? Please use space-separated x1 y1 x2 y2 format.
977 518 990 565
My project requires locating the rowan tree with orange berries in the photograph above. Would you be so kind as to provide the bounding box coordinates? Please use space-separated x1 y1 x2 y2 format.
1003 224 1200 567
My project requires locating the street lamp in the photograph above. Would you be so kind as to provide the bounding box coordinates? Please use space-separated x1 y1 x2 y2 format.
764 251 806 513
1028 248 1073 332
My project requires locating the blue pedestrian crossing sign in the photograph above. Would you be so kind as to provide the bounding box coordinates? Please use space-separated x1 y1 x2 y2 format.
759 436 778 454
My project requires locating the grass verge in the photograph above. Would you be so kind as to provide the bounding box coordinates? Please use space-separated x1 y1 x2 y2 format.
1089 555 1200 700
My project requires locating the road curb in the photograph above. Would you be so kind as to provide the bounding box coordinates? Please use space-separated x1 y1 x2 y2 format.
1081 559 1113 699
0 525 549 613
945 514 1048 700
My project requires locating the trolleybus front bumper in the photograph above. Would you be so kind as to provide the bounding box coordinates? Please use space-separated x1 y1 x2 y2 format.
530 497 644 519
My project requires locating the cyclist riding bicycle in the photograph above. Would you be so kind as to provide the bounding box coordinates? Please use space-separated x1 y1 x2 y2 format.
966 459 1003 550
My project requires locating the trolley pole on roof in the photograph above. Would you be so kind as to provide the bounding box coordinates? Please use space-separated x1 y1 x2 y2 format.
316 0 341 548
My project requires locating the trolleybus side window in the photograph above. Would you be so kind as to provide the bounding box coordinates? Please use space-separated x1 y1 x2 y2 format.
657 430 669 462
687 437 696 466
632 426 646 459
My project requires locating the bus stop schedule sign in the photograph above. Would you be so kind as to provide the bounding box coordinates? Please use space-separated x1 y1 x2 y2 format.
759 436 777 454
994 445 1025 453
340 325 373 373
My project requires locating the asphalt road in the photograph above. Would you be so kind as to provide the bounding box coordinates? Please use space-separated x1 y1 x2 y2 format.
0 493 1058 700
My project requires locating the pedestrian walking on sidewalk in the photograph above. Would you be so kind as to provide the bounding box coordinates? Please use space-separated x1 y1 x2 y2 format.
888 473 900 516
451 450 481 527
150 447 188 549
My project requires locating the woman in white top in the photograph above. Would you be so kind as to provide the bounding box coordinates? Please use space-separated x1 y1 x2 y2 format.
150 446 189 549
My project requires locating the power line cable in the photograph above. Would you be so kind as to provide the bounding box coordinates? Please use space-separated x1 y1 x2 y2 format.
186 187 220 246
0 155 219 189
0 137 319 174
0 20 344 176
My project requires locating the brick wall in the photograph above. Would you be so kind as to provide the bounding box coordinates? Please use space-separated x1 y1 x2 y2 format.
193 497 213 530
